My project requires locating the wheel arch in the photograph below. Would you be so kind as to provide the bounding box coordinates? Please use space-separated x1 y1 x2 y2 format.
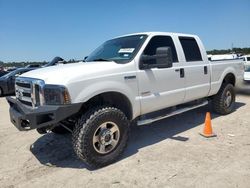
209 68 237 97
222 73 236 86
80 91 133 120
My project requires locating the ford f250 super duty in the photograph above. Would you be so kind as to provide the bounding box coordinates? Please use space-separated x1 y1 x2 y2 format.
7 32 244 167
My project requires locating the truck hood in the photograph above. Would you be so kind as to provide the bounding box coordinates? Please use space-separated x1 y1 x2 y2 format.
21 61 123 85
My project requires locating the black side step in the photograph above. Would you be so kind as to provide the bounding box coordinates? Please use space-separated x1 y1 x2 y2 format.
137 100 208 126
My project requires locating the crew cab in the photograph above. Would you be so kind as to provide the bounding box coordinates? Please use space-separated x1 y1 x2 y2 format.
7 32 244 167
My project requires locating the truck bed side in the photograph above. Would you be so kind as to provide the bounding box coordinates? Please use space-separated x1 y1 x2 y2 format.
208 59 244 96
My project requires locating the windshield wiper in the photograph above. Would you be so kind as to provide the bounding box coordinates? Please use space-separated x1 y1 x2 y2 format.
91 58 110 62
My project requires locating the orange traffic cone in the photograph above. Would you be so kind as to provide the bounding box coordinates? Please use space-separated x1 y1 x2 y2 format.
200 112 216 138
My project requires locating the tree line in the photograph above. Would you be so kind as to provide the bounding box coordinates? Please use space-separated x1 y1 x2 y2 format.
207 47 250 55
0 59 79 68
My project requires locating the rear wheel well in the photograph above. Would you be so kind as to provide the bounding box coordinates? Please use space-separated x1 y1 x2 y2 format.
80 92 133 120
222 73 235 86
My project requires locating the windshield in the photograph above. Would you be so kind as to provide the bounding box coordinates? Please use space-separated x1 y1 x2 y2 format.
85 35 147 63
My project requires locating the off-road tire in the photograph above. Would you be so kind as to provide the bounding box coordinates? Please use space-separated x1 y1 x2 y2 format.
212 83 235 115
72 106 129 168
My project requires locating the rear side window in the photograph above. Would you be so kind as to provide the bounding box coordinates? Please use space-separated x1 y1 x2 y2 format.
179 37 202 62
143 36 178 62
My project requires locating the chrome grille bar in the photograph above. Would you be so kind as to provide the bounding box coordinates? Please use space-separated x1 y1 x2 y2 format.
15 77 45 108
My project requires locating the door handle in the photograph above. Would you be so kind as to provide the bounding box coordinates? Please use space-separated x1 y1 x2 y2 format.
180 68 185 78
175 68 184 78
204 66 208 74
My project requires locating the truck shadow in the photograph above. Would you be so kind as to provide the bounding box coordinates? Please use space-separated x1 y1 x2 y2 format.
236 83 250 95
236 88 250 95
30 102 245 170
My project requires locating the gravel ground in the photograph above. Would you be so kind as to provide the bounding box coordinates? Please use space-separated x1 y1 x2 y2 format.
0 89 250 188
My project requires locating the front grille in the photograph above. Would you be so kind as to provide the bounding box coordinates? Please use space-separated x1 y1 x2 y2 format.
35 84 40 106
16 82 31 88
19 99 32 106
15 78 32 107
23 92 31 97
15 77 45 108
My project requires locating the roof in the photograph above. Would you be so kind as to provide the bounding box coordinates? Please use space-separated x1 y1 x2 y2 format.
115 31 198 39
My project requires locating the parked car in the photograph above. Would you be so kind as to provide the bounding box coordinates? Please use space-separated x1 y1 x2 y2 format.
0 71 8 77
244 65 250 82
0 68 35 96
43 56 65 67
7 32 244 167
242 55 250 66
209 54 239 61
6 67 18 72
25 64 41 68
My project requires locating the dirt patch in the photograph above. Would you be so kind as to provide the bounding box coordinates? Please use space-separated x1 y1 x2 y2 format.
0 93 250 187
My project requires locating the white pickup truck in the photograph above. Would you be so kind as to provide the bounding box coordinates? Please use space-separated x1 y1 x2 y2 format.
7 32 244 167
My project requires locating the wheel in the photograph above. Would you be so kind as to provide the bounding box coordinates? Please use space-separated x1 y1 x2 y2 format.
72 106 129 168
0 87 3 97
212 83 235 115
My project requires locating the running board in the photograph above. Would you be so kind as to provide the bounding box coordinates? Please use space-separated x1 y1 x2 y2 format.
137 100 208 126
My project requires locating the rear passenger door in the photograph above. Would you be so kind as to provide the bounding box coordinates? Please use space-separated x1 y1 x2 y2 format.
179 37 210 102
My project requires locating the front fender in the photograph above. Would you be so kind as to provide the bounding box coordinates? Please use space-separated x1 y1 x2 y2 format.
68 80 140 119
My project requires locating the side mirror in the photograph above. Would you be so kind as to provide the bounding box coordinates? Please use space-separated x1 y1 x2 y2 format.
139 47 173 69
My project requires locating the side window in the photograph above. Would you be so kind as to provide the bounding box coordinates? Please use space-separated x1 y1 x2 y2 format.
143 36 178 64
179 37 202 62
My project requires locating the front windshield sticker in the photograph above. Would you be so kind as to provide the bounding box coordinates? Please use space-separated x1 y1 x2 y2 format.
118 48 135 53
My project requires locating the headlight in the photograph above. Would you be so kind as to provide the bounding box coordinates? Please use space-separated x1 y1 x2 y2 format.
43 85 71 105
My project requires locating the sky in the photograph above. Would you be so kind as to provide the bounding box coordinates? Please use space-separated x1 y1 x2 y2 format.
0 0 250 62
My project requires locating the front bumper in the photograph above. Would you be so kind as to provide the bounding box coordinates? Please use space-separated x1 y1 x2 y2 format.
7 97 82 131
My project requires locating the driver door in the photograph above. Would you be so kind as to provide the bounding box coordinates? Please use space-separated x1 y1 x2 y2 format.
137 35 186 115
